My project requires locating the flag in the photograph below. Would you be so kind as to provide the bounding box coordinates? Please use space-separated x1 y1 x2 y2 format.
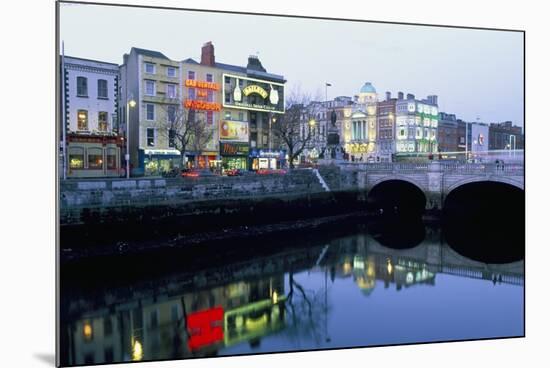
326 83 332 86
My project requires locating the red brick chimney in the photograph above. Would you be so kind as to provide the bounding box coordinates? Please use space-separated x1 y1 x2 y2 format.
201 41 215 67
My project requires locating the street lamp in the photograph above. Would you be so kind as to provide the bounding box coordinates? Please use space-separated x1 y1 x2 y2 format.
126 98 136 179
269 114 277 169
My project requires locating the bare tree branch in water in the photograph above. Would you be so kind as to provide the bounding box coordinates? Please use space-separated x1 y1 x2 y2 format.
284 270 330 345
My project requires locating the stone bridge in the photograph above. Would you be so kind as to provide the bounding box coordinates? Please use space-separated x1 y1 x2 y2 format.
336 161 524 210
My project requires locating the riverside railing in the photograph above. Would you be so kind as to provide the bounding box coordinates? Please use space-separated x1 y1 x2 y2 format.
340 161 523 176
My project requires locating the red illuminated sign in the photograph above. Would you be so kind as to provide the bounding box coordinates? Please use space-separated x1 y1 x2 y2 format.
185 79 220 90
184 99 221 111
186 306 224 351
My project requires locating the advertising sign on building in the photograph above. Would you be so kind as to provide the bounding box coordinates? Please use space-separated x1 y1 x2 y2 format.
220 142 250 156
222 74 285 114
220 121 249 142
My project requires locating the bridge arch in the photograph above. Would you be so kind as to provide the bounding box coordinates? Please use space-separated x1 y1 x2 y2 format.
367 178 427 216
368 175 426 192
445 176 524 195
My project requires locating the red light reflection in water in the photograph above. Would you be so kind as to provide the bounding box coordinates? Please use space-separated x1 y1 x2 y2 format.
186 306 224 350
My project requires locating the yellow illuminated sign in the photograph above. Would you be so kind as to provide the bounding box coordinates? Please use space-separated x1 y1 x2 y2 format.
243 85 268 99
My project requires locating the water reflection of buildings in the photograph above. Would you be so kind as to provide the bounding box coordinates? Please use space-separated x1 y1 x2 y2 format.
62 227 524 365
65 276 286 365
325 229 522 296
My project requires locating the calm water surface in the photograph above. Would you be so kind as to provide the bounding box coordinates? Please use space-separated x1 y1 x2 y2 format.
60 223 524 366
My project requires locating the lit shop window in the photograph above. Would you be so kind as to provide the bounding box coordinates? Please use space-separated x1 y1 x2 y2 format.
106 148 117 169
88 148 103 169
145 62 155 74
77 110 88 130
98 112 108 132
69 147 84 169
83 321 93 341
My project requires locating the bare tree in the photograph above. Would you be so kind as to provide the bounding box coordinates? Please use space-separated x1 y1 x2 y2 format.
273 88 322 169
155 96 214 168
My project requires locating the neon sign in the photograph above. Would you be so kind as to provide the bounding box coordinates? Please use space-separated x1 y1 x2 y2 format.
184 99 221 111
186 306 224 351
243 85 268 99
184 79 219 90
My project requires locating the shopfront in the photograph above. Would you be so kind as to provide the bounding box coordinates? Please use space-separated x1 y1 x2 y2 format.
140 149 182 176
66 134 122 178
250 149 286 170
220 142 249 170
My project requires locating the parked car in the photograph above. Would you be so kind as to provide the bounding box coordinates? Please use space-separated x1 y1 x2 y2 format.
181 168 216 178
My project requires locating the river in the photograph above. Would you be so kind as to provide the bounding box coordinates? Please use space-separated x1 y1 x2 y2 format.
59 220 524 366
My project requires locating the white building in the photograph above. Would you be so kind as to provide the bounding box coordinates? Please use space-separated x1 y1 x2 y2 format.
62 56 121 178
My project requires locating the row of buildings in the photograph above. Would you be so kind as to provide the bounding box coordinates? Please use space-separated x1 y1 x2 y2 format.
59 42 524 178
61 42 286 178
298 84 524 163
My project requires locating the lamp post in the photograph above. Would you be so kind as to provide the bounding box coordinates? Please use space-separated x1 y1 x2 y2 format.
269 114 277 169
126 98 136 179
309 118 316 163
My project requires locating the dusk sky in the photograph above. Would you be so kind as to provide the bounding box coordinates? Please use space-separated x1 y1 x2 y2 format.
60 2 524 127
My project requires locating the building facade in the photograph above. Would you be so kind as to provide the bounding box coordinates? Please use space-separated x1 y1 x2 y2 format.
437 112 459 155
345 82 378 162
61 56 122 178
377 92 397 162
488 121 524 150
395 92 439 158
120 48 182 176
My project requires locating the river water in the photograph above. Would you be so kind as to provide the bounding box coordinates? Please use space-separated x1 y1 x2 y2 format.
59 221 524 366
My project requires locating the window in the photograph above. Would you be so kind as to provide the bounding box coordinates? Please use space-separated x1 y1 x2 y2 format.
77 110 88 130
69 147 84 169
167 66 176 77
145 62 155 74
106 148 117 169
147 128 155 146
207 111 213 125
225 76 230 84
187 71 195 80
77 76 88 97
145 80 155 96
97 79 108 99
225 92 230 103
168 129 176 148
224 111 231 120
166 84 176 98
188 110 195 123
207 90 213 102
88 148 103 169
238 112 244 121
167 105 176 123
98 112 108 131
146 104 155 120
189 88 196 99
206 74 213 82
